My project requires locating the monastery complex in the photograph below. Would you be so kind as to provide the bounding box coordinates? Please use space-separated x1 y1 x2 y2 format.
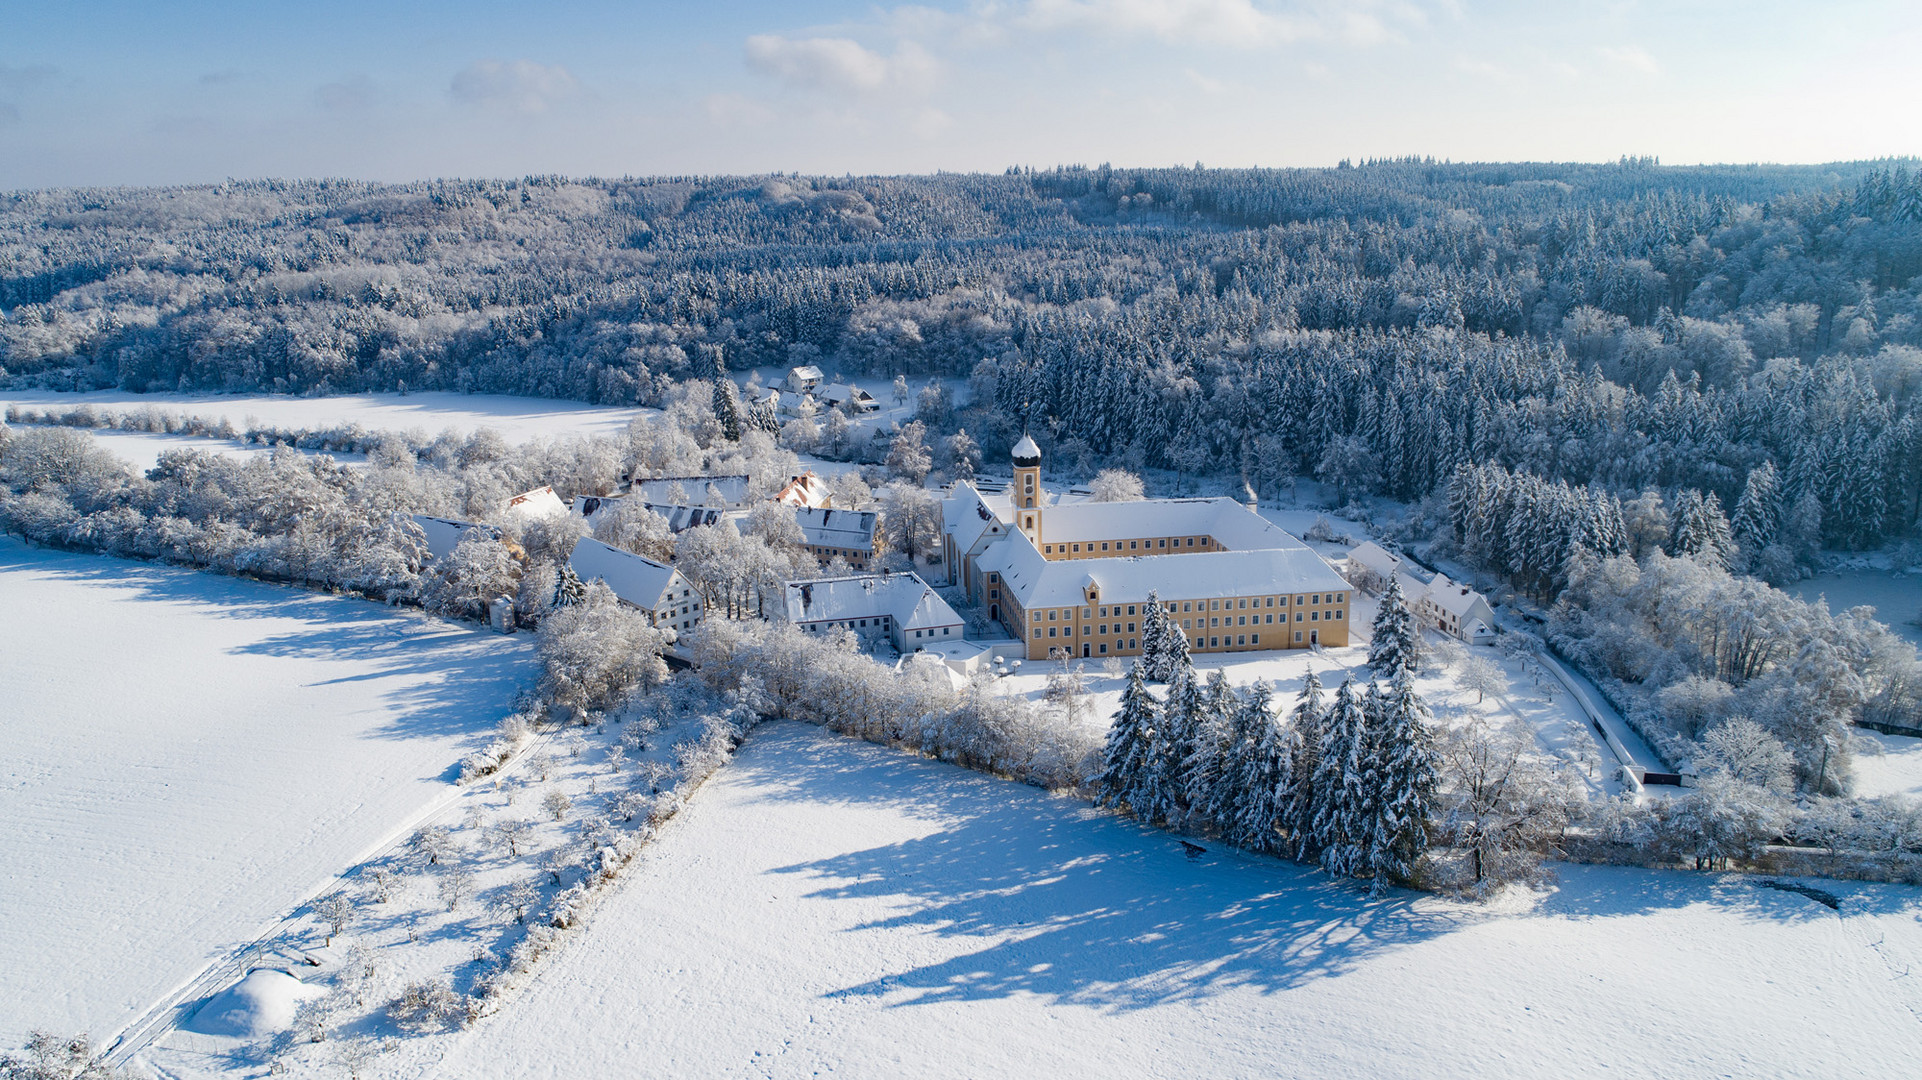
942 435 1355 661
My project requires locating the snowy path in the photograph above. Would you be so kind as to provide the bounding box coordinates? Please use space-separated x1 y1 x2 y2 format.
424 722 1922 1080
0 540 534 1047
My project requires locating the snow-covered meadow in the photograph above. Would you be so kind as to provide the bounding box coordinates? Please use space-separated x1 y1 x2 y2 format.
418 722 1922 1080
0 391 645 445
0 538 534 1048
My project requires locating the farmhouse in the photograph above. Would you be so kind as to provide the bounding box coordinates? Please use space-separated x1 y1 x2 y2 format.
782 572 962 653
943 437 1353 660
817 382 881 414
1346 541 1497 645
774 470 832 509
795 506 877 570
566 537 704 636
504 485 567 523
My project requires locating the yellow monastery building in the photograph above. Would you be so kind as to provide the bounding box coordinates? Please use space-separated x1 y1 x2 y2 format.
940 435 1355 661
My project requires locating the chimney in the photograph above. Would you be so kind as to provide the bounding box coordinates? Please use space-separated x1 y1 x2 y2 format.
1242 479 1258 513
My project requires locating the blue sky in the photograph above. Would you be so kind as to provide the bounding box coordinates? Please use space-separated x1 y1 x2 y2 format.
2 1 1918 187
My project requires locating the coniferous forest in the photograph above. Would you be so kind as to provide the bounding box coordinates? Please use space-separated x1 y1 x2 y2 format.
5 160 1922 554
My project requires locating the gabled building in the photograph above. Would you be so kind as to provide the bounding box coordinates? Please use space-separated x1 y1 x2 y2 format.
817 382 881 414
412 514 504 562
628 474 752 507
784 364 825 394
942 437 1354 660
781 572 962 653
566 537 703 636
504 485 567 523
1343 541 1497 645
774 470 832 509
572 494 727 535
794 506 877 570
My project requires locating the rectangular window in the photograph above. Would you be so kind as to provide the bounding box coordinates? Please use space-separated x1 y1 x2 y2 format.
990 589 999 599
1159 539 1167 548
1098 624 1108 635
1044 545 1052 554
1127 622 1136 633
1072 544 1081 552
1126 605 1136 615
1312 594 1321 604
1049 611 1057 621
1237 635 1246 646
1296 613 1303 622
1083 608 1091 618
1101 542 1109 551
1209 637 1219 647
1129 541 1138 549
1099 606 1108 617
1032 628 1041 639
1182 602 1192 612
1238 616 1247 626
1295 631 1303 642
1252 634 1260 645
1238 599 1248 609
1311 611 1319 621
1211 617 1220 627
1099 643 1108 654
1334 609 1343 620
1336 593 1345 603
1048 627 1057 637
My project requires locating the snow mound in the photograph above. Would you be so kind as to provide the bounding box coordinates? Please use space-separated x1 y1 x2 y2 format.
185 970 325 1037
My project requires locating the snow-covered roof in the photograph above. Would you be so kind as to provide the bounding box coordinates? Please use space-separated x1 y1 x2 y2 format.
775 471 831 509
784 572 961 631
413 514 499 561
818 383 879 410
568 537 686 611
1347 540 1402 577
572 494 727 534
981 526 1350 610
1012 433 1040 460
1423 573 1496 623
796 507 877 551
628 474 751 507
787 364 823 382
1032 497 1296 549
941 481 1010 555
505 486 567 522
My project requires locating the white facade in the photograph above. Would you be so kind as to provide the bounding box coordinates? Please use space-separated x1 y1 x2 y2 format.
782 572 963 653
567 537 704 636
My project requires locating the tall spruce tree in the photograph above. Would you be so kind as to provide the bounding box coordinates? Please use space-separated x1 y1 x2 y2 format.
712 378 744 442
1281 670 1326 861
1312 676 1374 878
1139 591 1167 678
1368 575 1420 679
1365 668 1440 894
1228 681 1287 851
1182 669 1240 822
1100 662 1160 814
1146 666 1203 824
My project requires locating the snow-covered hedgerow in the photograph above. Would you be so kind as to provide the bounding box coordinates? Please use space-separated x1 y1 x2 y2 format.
688 618 1103 793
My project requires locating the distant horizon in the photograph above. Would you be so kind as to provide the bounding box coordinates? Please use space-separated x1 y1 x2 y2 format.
9 155 1922 195
5 1 1919 189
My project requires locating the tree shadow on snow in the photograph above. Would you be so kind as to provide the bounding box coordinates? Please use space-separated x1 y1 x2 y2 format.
739 725 1463 1012
0 540 531 743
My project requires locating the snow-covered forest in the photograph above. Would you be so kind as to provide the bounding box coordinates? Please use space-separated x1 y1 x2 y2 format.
5 163 1922 544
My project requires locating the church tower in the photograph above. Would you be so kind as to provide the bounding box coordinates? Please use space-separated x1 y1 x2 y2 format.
1012 433 1043 543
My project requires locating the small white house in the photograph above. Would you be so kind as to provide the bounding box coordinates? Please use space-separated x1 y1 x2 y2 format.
784 364 825 394
412 514 501 562
567 537 704 637
504 485 568 523
775 470 832 509
782 572 962 653
817 382 881 414
1345 540 1497 645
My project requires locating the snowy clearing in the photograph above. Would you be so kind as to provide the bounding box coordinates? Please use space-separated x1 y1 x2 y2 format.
420 722 1922 1080
1787 569 1922 650
1854 730 1922 800
69 429 368 473
0 390 644 445
0 539 533 1047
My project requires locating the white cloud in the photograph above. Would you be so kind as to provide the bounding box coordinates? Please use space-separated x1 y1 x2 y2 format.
1597 45 1660 76
745 35 939 95
316 76 378 113
449 59 580 114
1009 0 1425 48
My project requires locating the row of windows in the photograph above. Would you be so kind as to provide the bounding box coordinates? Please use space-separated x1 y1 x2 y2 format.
1030 594 1347 622
1036 631 1325 656
1042 536 1212 556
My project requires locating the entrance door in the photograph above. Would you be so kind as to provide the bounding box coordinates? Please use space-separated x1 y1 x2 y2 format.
1082 644 1090 658
989 604 999 623
1310 630 1319 646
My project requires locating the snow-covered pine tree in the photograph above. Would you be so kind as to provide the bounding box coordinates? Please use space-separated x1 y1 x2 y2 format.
1138 590 1167 678
1281 670 1325 860
1672 489 1735 570
1099 662 1160 814
712 378 743 442
1730 461 1781 555
1159 619 1191 681
1368 574 1419 679
1312 676 1373 878
1181 669 1240 825
1227 680 1286 851
1149 666 1203 824
552 562 587 607
1364 668 1440 895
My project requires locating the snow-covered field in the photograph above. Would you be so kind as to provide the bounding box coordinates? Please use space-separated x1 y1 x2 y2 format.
0 539 534 1048
422 722 1922 1080
73 429 368 473
1854 731 1922 800
1788 569 1922 649
0 390 645 444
